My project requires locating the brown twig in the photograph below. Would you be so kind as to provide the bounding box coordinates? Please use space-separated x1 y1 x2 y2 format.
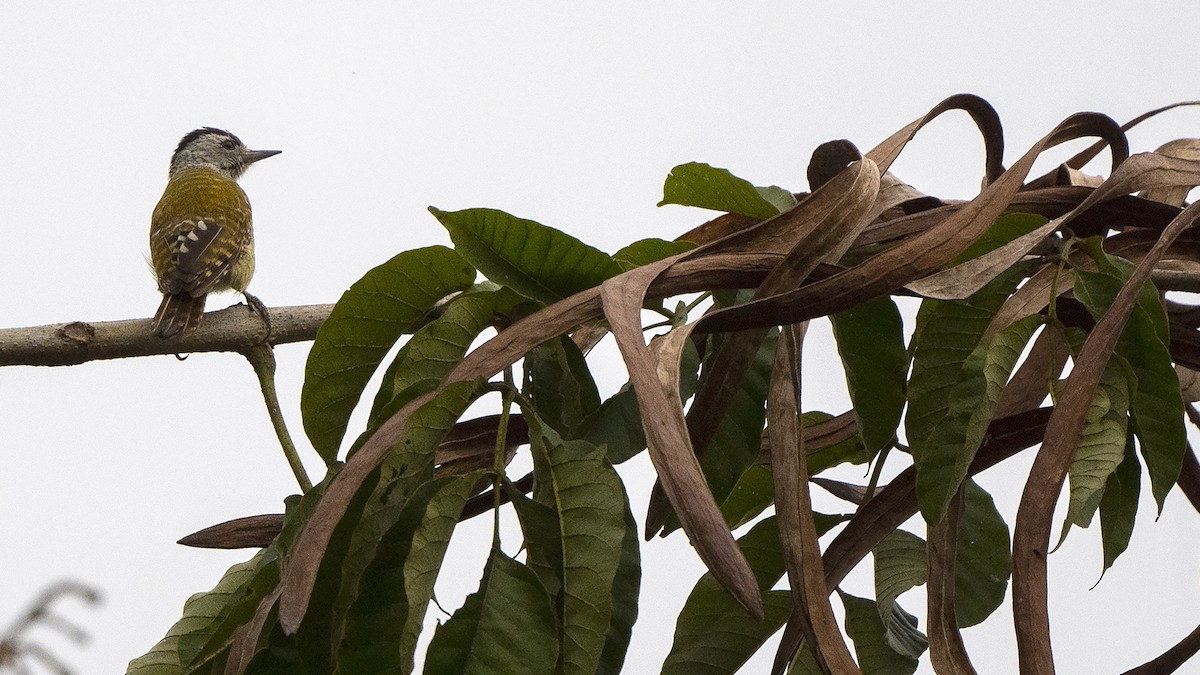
0 303 334 367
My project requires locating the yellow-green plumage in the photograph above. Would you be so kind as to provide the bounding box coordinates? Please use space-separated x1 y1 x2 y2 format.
149 128 277 338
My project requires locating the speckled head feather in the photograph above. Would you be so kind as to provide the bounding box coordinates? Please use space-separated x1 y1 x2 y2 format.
174 127 242 156
168 127 278 181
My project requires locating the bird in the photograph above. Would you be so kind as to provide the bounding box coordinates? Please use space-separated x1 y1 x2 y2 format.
149 127 280 338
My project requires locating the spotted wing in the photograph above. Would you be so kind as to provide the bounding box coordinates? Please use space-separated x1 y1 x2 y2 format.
152 215 242 297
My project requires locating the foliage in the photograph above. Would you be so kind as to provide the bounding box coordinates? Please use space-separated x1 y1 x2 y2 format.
130 96 1200 674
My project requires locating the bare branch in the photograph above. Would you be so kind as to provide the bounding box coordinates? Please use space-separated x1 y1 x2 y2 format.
0 303 334 367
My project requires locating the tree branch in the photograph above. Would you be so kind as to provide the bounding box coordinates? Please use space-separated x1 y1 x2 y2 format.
0 303 334 367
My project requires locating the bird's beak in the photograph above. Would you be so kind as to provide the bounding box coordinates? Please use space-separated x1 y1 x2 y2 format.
244 149 282 164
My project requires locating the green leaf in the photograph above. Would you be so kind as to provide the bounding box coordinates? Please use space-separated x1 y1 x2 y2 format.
429 207 622 305
839 592 919 675
1063 357 1133 531
907 270 1024 446
179 556 280 672
395 474 485 670
718 464 776 530
756 185 798 214
910 270 1040 523
424 550 558 675
954 480 1011 628
331 380 486 670
830 296 909 453
612 238 696 271
526 424 628 675
659 162 785 220
127 552 268 674
661 517 792 675
786 648 826 675
575 385 646 464
1098 430 1141 577
1073 250 1185 512
334 478 447 674
243 618 305 674
873 479 1010 635
337 472 483 674
302 246 476 463
293 466 383 671
367 289 523 428
509 482 566 600
524 336 602 437
872 530 928 659
596 500 642 675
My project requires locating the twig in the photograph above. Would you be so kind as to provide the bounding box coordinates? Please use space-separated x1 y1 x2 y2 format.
0 303 334 367
242 343 313 492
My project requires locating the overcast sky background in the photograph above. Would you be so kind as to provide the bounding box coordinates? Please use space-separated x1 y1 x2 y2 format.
3 3 1200 673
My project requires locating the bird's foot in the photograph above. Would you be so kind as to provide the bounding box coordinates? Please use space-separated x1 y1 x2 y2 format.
243 292 273 344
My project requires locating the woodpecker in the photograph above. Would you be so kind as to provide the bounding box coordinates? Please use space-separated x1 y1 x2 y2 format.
149 127 280 338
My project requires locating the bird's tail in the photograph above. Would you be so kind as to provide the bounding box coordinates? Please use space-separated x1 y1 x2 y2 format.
152 294 206 338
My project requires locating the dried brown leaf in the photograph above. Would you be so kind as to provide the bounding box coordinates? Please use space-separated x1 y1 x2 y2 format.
1011 200 1200 674
225 587 281 675
758 411 860 463
1057 165 1106 188
863 93 1006 185
646 159 882 534
927 490 978 675
434 413 525 477
1141 139 1200 206
1178 442 1200 516
910 150 1200 300
810 477 870 505
1062 101 1200 173
981 264 1074 345
601 256 763 617
1178 365 1200 403
178 514 285 550
700 113 1126 331
768 324 860 675
676 211 764 247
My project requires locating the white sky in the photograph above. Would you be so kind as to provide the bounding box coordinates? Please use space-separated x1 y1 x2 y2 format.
2 2 1199 673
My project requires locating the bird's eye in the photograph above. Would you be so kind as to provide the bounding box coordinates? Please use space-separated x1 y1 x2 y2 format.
220 139 237 150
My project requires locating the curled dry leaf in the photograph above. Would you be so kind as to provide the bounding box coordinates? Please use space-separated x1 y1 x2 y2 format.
1141 139 1200 206
767 324 861 675
912 150 1200 300
602 257 763 617
1012 200 1200 674
1057 100 1200 176
701 113 1127 331
645 158 882 534
926 490 978 675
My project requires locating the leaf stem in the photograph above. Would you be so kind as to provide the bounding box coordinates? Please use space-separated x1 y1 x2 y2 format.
241 344 313 492
860 444 891 505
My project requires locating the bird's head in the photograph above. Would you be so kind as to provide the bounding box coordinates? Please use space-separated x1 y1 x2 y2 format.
169 127 280 180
